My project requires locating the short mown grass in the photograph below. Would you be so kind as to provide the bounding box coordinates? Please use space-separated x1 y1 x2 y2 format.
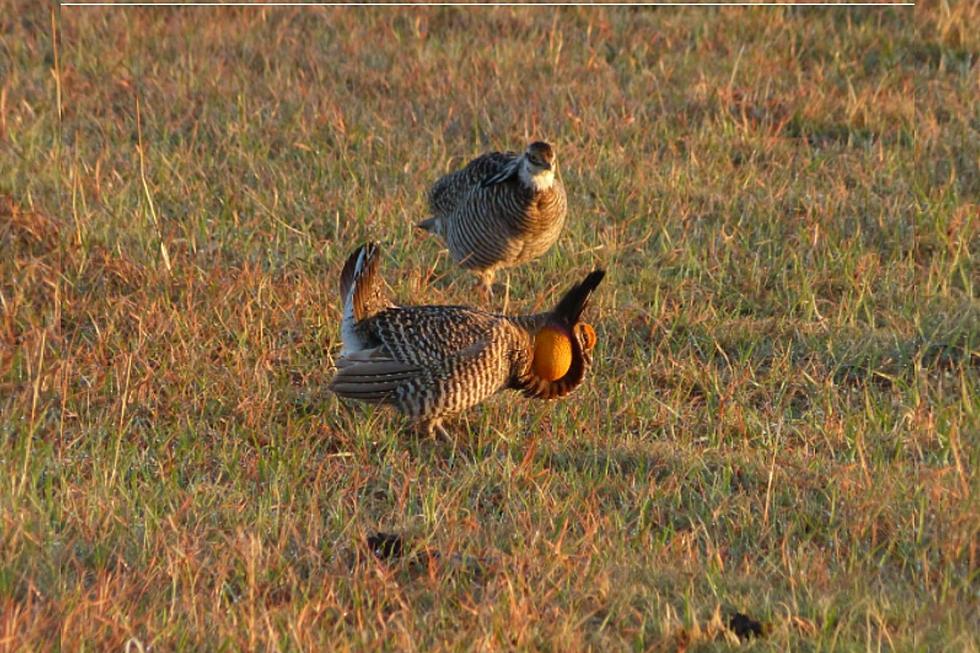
1 3 977 650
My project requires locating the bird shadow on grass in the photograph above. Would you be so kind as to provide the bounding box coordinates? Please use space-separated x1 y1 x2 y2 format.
289 390 682 476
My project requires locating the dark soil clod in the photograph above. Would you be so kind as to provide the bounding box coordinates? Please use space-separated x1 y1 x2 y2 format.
366 532 405 562
728 612 766 640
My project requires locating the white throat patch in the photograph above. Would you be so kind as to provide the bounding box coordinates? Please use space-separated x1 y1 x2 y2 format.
519 160 556 191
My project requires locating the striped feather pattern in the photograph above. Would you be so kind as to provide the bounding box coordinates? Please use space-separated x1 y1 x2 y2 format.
329 243 604 433
333 304 532 421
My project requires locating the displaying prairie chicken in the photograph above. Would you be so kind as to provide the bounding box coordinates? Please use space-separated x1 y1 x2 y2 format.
329 242 604 438
418 141 568 295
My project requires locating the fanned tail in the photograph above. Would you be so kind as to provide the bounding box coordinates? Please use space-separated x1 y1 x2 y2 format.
339 242 389 353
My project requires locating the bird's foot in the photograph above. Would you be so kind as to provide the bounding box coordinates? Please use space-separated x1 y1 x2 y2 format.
420 419 452 441
473 279 494 303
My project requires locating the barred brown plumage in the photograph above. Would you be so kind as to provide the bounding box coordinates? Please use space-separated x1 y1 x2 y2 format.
418 141 568 296
330 242 605 438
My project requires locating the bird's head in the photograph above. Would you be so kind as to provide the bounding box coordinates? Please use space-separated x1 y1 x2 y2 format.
521 141 557 190
525 141 555 170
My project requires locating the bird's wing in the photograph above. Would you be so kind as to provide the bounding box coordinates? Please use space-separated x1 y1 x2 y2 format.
477 152 523 188
330 338 497 403
329 347 423 402
429 151 520 215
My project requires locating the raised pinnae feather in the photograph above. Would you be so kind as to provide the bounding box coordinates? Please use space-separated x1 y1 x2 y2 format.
550 269 606 327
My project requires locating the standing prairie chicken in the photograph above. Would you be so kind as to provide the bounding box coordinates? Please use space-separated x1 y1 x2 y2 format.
418 141 568 295
329 242 604 438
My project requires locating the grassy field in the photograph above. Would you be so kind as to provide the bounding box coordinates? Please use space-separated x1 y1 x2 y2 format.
2 3 978 650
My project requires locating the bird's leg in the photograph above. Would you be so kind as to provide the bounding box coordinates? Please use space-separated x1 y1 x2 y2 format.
434 421 452 441
420 418 451 441
475 270 495 302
